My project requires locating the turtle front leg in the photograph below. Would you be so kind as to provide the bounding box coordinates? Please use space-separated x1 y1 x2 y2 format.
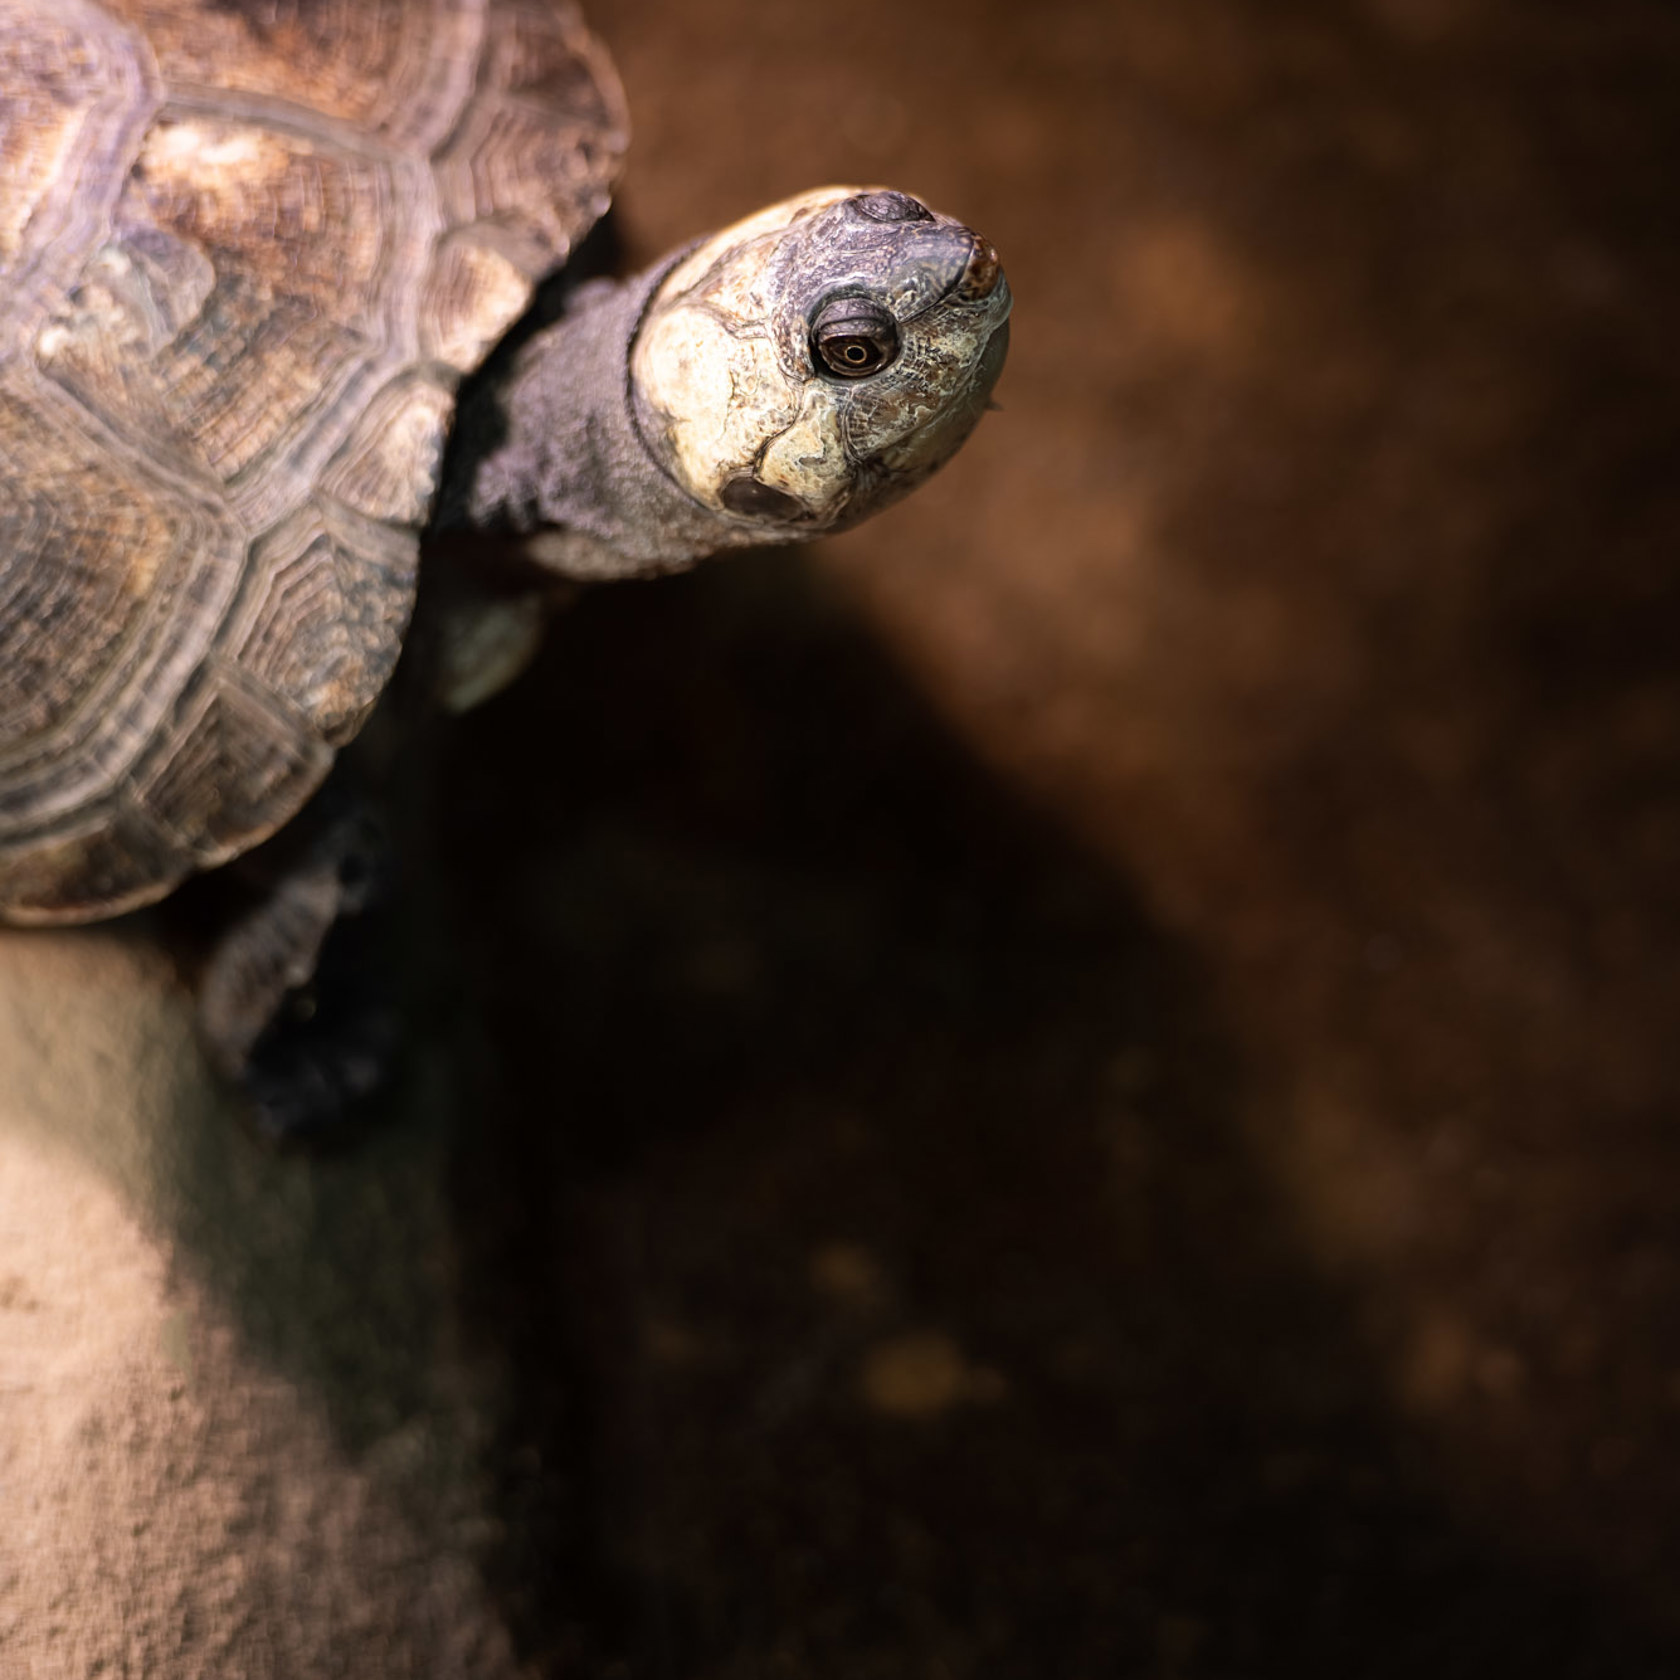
182 769 405 1141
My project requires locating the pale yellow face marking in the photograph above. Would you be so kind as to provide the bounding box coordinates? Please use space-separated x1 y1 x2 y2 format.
756 380 848 512
631 185 886 519
633 304 815 509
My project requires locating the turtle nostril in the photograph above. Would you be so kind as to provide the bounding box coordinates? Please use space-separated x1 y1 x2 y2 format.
955 237 1001 301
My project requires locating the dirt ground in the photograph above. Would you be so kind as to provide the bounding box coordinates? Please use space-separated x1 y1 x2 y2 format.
7 1 1678 1674
430 0 1680 1672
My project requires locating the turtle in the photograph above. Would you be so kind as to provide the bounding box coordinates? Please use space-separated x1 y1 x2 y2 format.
0 0 1012 1128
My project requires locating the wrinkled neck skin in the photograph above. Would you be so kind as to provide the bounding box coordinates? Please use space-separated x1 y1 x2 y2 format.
436 262 753 581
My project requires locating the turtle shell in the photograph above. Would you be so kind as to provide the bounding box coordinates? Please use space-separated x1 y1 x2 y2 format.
0 0 627 922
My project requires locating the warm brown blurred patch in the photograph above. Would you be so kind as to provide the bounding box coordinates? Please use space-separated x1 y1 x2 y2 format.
585 0 1680 1644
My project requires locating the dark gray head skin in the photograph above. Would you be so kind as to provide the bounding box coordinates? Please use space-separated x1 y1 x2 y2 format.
438 186 1010 587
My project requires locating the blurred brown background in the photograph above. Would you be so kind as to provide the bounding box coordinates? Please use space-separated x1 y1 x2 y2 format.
435 0 1680 1673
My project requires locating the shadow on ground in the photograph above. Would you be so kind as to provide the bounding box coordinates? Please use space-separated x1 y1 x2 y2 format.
437 556 1674 1678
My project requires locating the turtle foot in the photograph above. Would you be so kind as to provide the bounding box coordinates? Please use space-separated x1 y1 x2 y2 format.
188 777 405 1143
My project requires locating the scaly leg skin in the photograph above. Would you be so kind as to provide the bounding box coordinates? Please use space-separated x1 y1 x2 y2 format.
188 770 405 1143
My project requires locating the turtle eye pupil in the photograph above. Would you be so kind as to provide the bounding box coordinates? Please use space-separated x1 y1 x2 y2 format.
811 297 899 379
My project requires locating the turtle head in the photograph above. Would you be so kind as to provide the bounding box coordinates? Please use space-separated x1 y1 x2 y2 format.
629 186 1011 534
441 187 1010 594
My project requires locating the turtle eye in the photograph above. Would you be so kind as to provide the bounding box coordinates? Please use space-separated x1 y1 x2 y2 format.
811 296 899 378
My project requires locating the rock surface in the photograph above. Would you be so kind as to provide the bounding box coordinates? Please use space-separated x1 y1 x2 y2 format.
0 929 518 1678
